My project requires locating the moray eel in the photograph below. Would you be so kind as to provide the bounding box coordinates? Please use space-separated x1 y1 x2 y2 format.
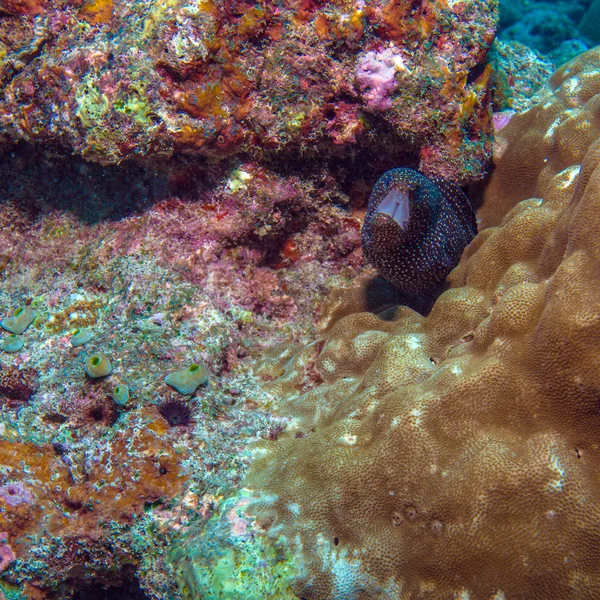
361 167 476 303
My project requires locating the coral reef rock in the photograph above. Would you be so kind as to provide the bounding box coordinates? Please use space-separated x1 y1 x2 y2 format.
0 0 497 181
245 47 600 599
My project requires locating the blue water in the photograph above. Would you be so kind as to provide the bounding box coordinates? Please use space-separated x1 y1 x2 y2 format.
499 0 593 65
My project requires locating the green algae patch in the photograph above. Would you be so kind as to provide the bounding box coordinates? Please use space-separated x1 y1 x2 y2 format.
1 306 36 335
84 353 112 378
169 493 298 600
76 76 110 129
113 86 155 128
165 363 209 395
0 580 29 600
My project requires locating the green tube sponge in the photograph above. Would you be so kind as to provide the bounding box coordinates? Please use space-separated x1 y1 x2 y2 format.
112 384 130 406
165 363 208 395
2 334 24 353
71 328 95 347
84 353 112 378
1 306 35 334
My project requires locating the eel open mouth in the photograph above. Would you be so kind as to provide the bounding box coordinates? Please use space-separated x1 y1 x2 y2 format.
376 188 410 229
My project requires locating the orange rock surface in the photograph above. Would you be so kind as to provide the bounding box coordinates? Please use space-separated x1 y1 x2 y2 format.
247 48 600 599
0 407 185 568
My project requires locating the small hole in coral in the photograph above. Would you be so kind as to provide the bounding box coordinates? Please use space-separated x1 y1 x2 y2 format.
159 467 167 475
90 356 100 366
333 537 339 546
89 407 104 421
45 412 68 425
217 135 225 145
430 519 444 536
466 61 488 85
52 442 66 455
404 505 418 521
324 107 336 120
64 498 84 511
189 364 199 372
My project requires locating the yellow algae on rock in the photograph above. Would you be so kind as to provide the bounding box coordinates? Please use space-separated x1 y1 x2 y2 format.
79 0 113 24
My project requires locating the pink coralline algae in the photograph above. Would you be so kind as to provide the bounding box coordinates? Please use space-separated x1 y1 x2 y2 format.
356 48 402 110
0 534 15 573
492 110 516 131
226 497 252 540
0 482 34 507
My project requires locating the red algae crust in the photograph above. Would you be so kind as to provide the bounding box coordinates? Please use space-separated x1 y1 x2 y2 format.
0 408 185 591
0 0 497 181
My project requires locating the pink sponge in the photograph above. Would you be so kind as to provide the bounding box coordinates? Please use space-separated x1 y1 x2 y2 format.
0 533 14 572
356 48 400 110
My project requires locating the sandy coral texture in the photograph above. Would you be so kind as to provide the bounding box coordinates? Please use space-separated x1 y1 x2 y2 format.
246 47 600 599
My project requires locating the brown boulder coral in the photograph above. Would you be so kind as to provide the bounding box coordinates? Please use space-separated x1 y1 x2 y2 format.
246 48 600 599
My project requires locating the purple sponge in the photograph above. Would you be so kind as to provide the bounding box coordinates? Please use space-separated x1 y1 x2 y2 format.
356 48 401 110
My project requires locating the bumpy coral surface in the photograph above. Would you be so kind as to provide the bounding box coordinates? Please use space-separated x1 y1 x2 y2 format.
246 48 600 599
0 0 497 181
